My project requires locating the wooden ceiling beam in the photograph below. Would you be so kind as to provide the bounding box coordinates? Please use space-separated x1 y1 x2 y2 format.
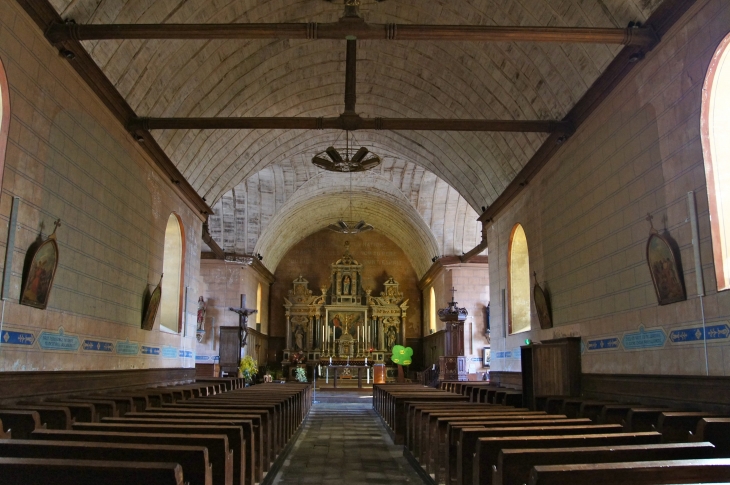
128 116 572 133
46 21 658 46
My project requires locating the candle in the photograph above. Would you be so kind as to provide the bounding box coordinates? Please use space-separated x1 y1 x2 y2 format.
329 356 332 365
365 357 368 365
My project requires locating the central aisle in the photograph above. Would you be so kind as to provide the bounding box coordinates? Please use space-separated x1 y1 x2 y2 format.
272 390 427 485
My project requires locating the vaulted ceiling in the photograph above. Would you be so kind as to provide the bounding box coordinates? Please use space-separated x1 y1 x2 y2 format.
45 0 664 274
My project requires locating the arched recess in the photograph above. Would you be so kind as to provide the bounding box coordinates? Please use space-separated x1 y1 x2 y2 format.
702 32 730 291
0 57 10 193
508 223 531 334
161 213 185 333
430 287 437 333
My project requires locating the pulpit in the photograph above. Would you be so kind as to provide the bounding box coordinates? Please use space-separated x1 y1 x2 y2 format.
437 288 468 381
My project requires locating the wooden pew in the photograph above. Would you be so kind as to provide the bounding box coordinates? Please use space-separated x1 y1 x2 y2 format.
0 405 71 430
0 438 212 485
152 405 274 468
47 398 118 420
470 432 662 485
431 415 560 483
0 457 184 485
494 441 717 485
0 410 44 439
458 424 624 485
625 407 687 432
20 400 95 423
527 458 730 485
413 407 528 454
657 412 720 443
599 404 659 426
32 428 233 485
103 415 257 485
692 418 730 454
72 422 247 485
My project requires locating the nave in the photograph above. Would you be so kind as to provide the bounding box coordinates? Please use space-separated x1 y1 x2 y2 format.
273 390 426 485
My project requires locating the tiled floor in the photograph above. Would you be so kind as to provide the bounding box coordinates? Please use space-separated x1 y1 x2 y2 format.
272 391 427 485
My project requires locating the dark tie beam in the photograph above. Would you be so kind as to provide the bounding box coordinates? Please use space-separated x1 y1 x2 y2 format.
46 21 657 47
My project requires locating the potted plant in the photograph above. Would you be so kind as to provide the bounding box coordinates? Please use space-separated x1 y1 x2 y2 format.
293 366 307 383
239 355 259 386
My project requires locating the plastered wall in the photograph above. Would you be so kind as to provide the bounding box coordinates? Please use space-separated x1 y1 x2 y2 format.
489 0 730 377
0 0 202 371
422 263 490 373
195 259 270 363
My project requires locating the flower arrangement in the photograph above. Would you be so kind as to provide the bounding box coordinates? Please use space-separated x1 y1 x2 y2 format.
293 366 307 383
239 355 259 384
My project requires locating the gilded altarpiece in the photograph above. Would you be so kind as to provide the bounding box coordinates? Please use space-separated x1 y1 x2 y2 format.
282 242 408 368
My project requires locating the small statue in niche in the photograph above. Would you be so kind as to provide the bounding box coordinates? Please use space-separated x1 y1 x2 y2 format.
196 296 206 332
343 275 351 295
294 326 305 351
386 326 397 350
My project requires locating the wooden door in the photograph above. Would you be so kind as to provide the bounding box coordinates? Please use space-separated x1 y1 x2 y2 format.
219 326 240 376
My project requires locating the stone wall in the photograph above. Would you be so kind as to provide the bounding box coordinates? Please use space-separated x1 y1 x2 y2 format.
270 229 422 341
0 0 201 371
488 0 730 376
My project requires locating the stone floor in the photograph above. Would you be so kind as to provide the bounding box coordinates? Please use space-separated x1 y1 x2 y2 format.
271 390 427 485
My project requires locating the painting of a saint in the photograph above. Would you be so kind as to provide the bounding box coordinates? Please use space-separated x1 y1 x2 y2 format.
343 275 351 295
331 314 343 339
647 233 686 305
20 234 59 310
141 276 162 331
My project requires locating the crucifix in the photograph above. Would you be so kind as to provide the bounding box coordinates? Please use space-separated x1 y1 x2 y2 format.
228 295 257 349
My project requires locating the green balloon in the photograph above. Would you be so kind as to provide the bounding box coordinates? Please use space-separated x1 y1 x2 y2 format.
391 345 414 365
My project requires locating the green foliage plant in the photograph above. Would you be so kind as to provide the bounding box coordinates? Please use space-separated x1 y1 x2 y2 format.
294 366 307 383
239 355 259 384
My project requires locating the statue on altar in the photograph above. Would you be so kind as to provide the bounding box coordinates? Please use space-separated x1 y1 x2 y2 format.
343 275 351 295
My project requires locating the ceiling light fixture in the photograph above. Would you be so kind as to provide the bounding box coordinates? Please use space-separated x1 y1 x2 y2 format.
316 131 377 234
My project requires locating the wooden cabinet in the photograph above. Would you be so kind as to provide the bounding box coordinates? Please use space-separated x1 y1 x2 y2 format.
521 337 581 410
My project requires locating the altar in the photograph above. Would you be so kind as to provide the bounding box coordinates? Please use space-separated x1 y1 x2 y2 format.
282 242 409 379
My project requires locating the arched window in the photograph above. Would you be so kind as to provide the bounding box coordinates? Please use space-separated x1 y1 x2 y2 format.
430 287 437 333
702 32 730 291
508 223 530 334
160 213 185 332
0 57 9 192
256 282 262 330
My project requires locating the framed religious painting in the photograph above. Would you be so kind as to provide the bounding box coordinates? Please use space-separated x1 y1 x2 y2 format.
20 220 61 310
141 275 162 331
646 230 686 305
533 272 552 329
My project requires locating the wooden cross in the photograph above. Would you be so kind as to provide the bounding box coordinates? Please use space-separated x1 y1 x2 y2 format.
450 286 457 302
228 295 257 348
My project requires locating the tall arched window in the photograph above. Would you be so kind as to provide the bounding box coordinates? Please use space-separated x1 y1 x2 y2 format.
256 282 262 331
160 213 185 332
430 287 437 333
508 223 531 334
702 32 730 291
0 57 10 192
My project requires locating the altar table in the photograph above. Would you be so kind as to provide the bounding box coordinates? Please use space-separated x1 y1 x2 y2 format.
326 365 370 388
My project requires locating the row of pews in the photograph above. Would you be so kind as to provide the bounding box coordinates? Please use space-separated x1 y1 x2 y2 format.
374 382 730 485
0 377 312 485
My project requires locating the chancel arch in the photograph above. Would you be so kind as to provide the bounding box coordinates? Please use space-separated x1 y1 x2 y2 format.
702 32 730 291
252 171 442 277
160 213 185 333
508 223 531 334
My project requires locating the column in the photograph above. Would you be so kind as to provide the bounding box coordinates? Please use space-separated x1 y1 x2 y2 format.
285 314 292 349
